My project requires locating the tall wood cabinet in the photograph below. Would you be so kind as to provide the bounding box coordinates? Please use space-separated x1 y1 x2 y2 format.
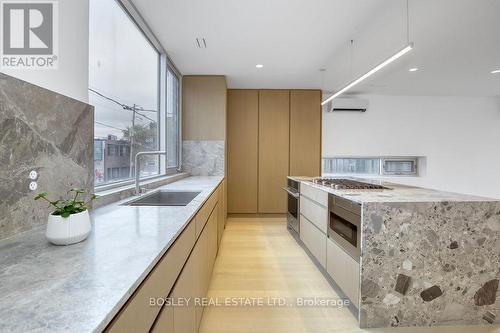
290 90 322 176
258 90 290 213
227 89 321 214
227 90 259 213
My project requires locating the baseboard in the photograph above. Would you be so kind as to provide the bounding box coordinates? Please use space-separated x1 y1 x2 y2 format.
228 213 287 218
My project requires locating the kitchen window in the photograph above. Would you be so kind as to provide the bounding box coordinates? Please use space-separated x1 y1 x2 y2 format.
323 157 419 176
89 0 181 187
324 158 380 175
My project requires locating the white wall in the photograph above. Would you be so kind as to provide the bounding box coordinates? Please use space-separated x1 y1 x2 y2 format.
0 0 89 102
323 94 500 199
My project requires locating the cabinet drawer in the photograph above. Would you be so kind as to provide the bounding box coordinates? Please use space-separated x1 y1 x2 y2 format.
300 215 326 268
300 195 327 234
300 182 328 207
326 238 360 308
106 221 196 333
196 188 218 238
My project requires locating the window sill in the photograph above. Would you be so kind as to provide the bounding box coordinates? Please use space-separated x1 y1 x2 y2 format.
93 172 189 209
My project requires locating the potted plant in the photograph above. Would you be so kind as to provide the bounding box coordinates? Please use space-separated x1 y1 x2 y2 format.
34 188 96 245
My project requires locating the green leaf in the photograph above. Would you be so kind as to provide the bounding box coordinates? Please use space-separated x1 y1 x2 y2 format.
61 211 71 218
34 192 47 200
69 188 85 194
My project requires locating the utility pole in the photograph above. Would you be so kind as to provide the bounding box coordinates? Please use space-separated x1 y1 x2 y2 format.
88 88 158 180
128 104 137 178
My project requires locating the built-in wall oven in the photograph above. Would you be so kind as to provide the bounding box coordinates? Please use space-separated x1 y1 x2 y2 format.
284 179 300 236
328 194 361 261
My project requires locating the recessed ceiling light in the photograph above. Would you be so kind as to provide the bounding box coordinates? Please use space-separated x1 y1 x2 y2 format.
256 64 263 68
409 67 419 72
491 69 500 74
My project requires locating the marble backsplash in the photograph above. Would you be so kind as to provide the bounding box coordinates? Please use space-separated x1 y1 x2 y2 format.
182 140 224 176
360 201 500 328
0 73 94 240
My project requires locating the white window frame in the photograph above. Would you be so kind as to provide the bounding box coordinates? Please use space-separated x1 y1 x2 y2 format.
92 0 183 190
322 157 420 177
381 157 418 176
165 61 182 173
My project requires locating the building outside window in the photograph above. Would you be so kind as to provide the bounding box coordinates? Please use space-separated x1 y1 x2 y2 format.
89 0 165 186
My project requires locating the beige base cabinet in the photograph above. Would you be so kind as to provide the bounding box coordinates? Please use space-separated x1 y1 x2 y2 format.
326 238 360 308
152 200 219 333
106 182 225 333
172 252 196 333
299 214 326 268
151 253 195 333
217 181 225 248
150 303 174 333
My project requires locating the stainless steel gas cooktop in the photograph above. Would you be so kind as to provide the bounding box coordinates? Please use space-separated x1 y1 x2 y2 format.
311 178 390 190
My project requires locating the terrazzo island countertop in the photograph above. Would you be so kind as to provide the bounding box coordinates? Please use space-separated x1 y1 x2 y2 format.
0 176 223 333
291 176 500 328
289 176 496 203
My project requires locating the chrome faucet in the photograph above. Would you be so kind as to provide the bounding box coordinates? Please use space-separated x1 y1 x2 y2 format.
134 151 166 195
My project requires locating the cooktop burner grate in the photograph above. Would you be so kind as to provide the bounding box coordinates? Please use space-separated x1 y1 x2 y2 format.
311 178 389 190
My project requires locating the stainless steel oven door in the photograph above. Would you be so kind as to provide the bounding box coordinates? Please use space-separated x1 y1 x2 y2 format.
284 187 299 234
328 205 361 261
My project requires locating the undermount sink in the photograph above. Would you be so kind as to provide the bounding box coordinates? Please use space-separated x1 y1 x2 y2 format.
124 190 201 206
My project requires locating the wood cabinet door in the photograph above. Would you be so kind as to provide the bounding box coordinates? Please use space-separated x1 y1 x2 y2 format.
207 206 218 272
150 302 174 333
290 90 321 177
171 249 196 333
217 184 224 248
193 222 208 330
182 76 226 141
258 90 290 213
227 90 259 213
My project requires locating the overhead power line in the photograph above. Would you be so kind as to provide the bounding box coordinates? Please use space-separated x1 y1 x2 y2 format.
95 121 126 132
88 88 158 123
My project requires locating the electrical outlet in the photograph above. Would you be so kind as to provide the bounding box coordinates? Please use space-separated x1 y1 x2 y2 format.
29 181 38 191
29 170 38 180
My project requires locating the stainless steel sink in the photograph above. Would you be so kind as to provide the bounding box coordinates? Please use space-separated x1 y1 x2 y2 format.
124 190 201 206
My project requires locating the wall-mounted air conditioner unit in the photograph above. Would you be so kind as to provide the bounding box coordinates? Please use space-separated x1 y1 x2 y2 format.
327 98 369 112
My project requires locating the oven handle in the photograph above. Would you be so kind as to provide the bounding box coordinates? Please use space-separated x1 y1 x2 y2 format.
283 187 299 198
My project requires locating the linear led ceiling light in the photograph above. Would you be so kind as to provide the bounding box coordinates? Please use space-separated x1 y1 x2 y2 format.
322 0 414 106
321 44 413 106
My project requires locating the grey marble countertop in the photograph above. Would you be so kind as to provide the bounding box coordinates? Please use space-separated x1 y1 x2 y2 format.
0 176 223 333
288 176 497 203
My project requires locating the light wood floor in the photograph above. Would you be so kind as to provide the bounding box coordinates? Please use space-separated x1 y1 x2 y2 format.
199 217 499 333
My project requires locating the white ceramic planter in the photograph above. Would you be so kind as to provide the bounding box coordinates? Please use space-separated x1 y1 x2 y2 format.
46 210 91 245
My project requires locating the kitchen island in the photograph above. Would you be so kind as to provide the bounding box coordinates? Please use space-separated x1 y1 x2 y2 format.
291 177 499 328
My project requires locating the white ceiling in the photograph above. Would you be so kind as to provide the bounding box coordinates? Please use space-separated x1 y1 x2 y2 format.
133 0 500 97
